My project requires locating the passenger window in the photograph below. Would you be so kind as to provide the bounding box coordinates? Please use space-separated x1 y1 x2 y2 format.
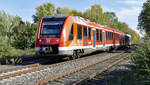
110 32 112 40
108 32 110 40
107 32 109 40
77 24 82 40
88 27 91 40
112 32 113 40
99 30 102 42
83 26 87 40
109 32 111 40
96 29 99 42
116 34 117 40
106 32 107 40
69 25 73 40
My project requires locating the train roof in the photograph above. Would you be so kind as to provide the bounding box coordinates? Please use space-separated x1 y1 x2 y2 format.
43 15 125 35
69 16 124 34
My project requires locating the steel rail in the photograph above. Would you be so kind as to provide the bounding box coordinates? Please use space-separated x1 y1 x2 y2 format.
0 63 40 74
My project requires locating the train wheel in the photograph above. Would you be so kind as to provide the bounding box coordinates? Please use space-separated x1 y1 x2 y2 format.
76 50 82 58
72 50 78 59
77 50 84 58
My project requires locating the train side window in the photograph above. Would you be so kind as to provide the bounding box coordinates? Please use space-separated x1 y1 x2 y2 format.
69 25 74 40
99 30 102 42
116 34 117 40
83 26 87 40
96 29 99 42
108 32 110 40
108 32 109 40
106 32 107 40
112 32 113 40
107 32 108 40
77 24 82 40
115 33 117 40
88 27 91 40
110 32 112 40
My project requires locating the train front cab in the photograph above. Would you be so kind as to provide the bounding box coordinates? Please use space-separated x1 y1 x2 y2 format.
35 15 68 56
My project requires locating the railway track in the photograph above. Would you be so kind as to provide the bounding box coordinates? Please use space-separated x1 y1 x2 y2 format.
35 52 127 85
0 51 128 85
72 55 127 85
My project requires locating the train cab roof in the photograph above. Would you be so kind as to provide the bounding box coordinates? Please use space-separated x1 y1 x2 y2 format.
43 15 68 19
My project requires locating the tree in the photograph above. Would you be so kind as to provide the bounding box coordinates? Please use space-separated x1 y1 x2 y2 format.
33 2 55 23
70 9 83 16
138 0 150 33
56 7 71 15
0 11 21 58
0 11 22 45
104 12 118 22
56 7 63 14
83 4 103 24
56 7 83 16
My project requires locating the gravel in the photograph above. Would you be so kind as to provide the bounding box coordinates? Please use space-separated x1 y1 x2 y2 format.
85 56 131 85
0 52 123 85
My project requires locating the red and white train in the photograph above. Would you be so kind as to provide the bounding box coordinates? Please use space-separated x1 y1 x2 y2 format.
35 15 131 58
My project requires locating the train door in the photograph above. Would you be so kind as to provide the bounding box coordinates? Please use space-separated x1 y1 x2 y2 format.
93 29 96 48
103 31 105 46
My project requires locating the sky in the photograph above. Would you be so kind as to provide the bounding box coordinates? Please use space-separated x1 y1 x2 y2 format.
0 0 147 35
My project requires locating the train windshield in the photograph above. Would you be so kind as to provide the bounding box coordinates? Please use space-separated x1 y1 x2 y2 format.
41 22 63 34
41 17 66 38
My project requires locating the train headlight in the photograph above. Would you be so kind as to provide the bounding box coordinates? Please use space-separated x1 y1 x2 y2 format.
39 39 42 42
56 39 59 42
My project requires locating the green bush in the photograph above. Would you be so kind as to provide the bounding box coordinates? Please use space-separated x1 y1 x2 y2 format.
12 22 37 49
130 35 150 83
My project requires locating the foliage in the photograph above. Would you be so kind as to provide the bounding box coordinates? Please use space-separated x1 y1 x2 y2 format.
56 7 83 16
129 35 150 84
83 4 103 24
0 11 21 58
138 0 150 33
0 36 13 58
0 11 37 58
131 35 150 77
12 22 37 49
33 2 55 23
0 11 22 44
